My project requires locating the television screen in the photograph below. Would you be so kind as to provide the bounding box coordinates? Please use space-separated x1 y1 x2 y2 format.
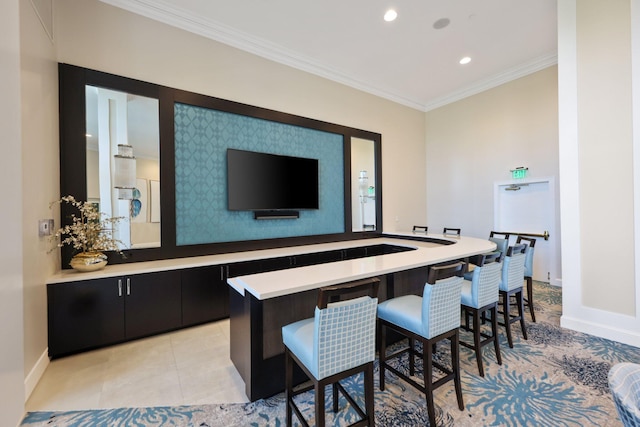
227 149 319 211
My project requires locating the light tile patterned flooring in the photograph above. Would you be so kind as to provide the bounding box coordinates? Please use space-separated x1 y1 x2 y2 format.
26 319 249 412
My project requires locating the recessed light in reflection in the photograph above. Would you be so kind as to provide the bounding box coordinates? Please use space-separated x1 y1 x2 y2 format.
459 57 471 65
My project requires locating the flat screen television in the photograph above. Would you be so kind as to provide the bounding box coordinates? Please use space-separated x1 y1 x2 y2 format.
227 149 319 212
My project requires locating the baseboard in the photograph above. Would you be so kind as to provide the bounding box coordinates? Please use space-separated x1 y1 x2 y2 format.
561 315 640 348
24 348 49 402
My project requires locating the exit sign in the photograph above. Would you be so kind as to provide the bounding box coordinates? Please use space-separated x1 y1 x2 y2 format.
511 167 528 179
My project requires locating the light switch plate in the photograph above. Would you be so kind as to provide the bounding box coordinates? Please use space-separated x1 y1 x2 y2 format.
39 219 54 237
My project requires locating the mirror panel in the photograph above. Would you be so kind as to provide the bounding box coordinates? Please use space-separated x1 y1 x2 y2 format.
351 137 376 231
85 85 161 249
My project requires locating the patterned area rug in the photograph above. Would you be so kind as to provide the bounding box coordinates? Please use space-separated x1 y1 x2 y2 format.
21 282 637 426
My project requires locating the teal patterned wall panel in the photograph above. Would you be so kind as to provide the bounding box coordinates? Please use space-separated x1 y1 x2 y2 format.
174 103 345 245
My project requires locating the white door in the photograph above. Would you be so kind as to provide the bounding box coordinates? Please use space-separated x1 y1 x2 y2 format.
494 178 558 284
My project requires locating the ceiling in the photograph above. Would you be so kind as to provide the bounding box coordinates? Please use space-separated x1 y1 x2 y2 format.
100 0 558 112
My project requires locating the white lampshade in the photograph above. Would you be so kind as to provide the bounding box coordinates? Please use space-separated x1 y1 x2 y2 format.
113 155 136 189
358 170 368 197
114 143 136 200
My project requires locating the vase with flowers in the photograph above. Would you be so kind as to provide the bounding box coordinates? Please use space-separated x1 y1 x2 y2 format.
51 195 124 272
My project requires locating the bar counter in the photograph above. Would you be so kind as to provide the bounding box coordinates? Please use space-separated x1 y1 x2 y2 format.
227 233 495 400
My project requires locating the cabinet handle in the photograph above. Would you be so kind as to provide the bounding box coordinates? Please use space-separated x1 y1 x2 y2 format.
118 279 123 297
220 266 224 281
126 278 131 295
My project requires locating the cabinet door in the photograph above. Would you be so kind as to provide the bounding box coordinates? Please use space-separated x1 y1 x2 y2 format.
124 270 182 339
48 277 125 358
181 265 229 327
227 259 264 277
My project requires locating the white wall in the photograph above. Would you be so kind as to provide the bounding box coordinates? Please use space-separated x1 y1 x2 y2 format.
559 0 640 347
424 67 559 239
1 1 25 425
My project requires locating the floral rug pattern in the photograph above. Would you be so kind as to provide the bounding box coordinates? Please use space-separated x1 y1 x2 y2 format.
21 282 636 426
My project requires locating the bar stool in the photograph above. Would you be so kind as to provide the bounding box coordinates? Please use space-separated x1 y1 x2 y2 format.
608 363 640 427
489 231 511 257
443 227 461 236
282 278 380 427
413 225 428 233
377 261 465 427
516 236 537 322
498 244 528 348
464 231 506 281
460 252 503 377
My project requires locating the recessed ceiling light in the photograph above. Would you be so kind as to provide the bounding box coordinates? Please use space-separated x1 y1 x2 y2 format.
459 57 472 65
384 9 397 22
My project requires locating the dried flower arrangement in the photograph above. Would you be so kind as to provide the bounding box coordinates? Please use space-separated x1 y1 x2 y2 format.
50 195 124 257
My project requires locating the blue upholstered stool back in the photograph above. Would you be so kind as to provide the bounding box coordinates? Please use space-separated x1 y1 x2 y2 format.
422 275 464 338
609 363 640 427
314 296 378 379
499 249 526 292
523 245 535 277
488 237 509 257
465 260 502 308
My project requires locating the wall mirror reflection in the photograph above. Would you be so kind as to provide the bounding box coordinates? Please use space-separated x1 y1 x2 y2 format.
351 137 376 231
85 85 161 249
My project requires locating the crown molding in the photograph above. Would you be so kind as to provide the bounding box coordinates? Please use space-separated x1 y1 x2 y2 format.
422 52 558 112
99 0 427 110
100 0 556 113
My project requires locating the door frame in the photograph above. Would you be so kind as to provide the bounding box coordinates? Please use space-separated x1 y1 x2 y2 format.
494 176 560 286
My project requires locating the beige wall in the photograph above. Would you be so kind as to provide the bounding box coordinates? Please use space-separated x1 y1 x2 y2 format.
3 0 25 425
577 1 634 314
20 0 60 404
425 67 559 238
559 0 640 347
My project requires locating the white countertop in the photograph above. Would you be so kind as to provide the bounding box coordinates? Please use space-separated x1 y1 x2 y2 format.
47 238 408 284
227 234 495 300
47 233 494 289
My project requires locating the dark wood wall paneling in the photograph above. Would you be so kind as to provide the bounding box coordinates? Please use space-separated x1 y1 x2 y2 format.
58 64 383 269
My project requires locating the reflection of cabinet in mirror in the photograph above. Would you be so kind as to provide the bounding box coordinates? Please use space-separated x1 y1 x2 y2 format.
85 85 160 249
351 137 376 231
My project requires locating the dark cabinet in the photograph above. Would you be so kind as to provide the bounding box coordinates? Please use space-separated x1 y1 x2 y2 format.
181 265 229 327
294 250 343 267
48 277 125 358
48 243 417 359
227 256 293 277
48 270 182 358
227 259 264 277
124 271 182 339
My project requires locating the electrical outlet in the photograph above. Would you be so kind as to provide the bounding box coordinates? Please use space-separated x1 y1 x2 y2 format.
39 219 54 237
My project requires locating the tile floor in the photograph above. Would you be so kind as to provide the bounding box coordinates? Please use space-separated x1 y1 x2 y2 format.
26 319 249 412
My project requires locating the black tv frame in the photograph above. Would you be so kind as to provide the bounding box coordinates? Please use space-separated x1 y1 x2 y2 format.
226 148 319 214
